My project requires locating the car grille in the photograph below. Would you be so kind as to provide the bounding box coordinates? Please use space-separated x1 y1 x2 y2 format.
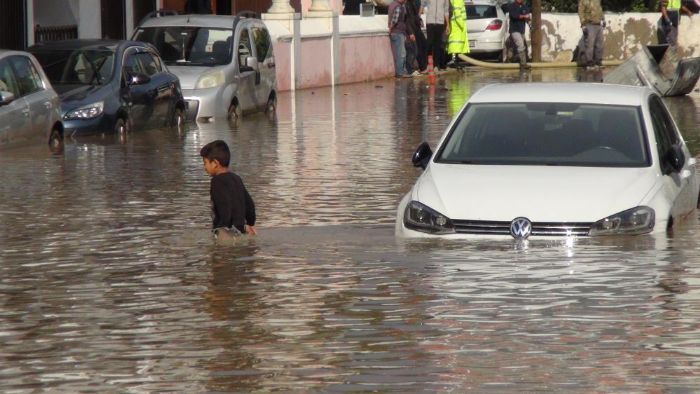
452 220 593 237
185 100 199 121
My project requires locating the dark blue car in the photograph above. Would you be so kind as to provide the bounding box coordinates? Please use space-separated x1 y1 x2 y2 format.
28 39 186 138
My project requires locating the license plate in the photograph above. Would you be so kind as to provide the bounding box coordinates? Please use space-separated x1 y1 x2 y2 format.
469 40 476 48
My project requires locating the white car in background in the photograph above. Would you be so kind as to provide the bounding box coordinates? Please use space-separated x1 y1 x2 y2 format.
396 83 699 239
466 0 509 62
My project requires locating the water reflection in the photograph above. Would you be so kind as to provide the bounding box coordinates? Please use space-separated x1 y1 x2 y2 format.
1 70 700 391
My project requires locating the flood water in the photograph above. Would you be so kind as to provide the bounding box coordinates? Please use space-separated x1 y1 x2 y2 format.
2 68 700 392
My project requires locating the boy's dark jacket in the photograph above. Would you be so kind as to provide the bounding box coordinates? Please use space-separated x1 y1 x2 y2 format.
210 172 256 232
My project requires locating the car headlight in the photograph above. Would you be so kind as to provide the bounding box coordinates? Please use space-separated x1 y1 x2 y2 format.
195 70 225 89
404 201 455 234
589 206 655 236
64 101 104 120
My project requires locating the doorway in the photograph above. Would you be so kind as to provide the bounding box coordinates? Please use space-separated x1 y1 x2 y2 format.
0 0 26 49
101 0 126 39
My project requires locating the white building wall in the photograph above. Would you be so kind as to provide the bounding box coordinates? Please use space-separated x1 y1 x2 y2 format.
78 0 101 39
33 0 79 27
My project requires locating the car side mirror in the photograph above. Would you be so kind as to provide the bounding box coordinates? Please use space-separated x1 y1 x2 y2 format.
0 90 15 106
245 56 259 71
128 73 151 86
412 142 433 169
663 144 685 174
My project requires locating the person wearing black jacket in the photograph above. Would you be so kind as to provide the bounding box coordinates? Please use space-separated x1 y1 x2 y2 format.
200 140 257 237
405 0 428 74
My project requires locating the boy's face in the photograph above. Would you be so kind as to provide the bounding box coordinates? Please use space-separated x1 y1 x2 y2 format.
202 158 221 176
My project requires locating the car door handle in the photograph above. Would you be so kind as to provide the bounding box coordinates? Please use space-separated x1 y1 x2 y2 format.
21 108 30 117
44 101 52 109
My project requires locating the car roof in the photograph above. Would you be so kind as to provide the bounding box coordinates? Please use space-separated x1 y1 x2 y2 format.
27 39 141 52
0 49 31 58
469 83 652 106
137 14 256 29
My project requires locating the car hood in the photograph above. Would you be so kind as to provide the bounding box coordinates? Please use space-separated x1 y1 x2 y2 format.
168 65 224 90
414 164 660 222
55 84 112 114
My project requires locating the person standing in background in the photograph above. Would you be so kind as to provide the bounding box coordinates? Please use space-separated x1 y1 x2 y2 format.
508 0 531 70
578 0 605 69
660 0 693 46
423 0 450 71
446 0 469 67
405 0 428 74
388 0 414 78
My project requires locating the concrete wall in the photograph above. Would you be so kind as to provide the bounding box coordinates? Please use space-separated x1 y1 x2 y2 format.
33 0 79 27
265 12 700 92
539 13 700 62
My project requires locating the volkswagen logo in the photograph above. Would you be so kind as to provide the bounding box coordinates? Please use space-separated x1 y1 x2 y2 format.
510 217 532 239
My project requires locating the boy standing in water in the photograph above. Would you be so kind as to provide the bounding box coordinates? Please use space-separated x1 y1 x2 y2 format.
200 140 257 237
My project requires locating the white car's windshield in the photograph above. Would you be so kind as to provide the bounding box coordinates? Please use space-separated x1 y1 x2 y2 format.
437 102 650 167
134 27 233 66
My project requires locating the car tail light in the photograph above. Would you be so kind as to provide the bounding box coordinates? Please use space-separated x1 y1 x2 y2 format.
486 19 503 31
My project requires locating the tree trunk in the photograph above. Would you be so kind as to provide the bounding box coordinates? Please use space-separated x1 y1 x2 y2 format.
531 0 542 62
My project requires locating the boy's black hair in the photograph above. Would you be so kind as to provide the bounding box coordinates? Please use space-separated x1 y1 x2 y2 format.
200 140 231 167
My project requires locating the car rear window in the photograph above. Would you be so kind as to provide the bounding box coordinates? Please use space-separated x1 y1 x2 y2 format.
436 103 650 167
466 5 497 19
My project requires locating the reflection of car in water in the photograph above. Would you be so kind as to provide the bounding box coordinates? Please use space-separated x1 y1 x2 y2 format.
28 40 186 137
397 83 699 239
0 50 64 152
133 15 277 122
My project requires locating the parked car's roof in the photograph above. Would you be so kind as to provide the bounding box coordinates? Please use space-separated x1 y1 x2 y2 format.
470 83 651 106
0 49 33 58
27 39 144 52
138 14 258 29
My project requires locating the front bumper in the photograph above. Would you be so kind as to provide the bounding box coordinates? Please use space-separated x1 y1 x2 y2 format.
62 114 116 137
183 86 227 121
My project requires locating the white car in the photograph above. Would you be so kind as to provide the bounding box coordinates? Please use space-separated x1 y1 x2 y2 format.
466 0 509 62
396 83 699 239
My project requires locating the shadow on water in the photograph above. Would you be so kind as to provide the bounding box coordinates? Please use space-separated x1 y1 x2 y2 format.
2 69 700 391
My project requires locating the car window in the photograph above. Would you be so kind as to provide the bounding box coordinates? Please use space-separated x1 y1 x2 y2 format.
251 27 271 62
123 52 144 76
0 59 20 97
133 27 233 66
32 49 115 86
649 95 680 160
137 52 161 76
437 102 649 167
238 29 253 72
8 55 43 96
467 5 497 19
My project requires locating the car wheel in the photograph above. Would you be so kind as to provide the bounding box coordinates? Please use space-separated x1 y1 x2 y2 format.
227 102 241 122
171 107 186 133
48 127 63 154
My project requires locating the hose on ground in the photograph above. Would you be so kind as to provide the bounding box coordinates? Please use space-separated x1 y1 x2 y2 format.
457 54 625 69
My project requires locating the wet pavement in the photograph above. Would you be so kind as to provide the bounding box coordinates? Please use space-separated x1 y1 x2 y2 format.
2 68 700 392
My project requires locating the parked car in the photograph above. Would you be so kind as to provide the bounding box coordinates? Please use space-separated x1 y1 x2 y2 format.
132 14 277 122
396 83 699 239
28 39 186 138
466 0 509 62
0 50 63 152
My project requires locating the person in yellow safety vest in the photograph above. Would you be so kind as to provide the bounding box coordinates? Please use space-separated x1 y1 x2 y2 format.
446 0 469 67
660 0 693 46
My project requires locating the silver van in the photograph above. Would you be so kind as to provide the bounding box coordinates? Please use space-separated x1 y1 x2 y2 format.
133 15 277 122
0 50 63 151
